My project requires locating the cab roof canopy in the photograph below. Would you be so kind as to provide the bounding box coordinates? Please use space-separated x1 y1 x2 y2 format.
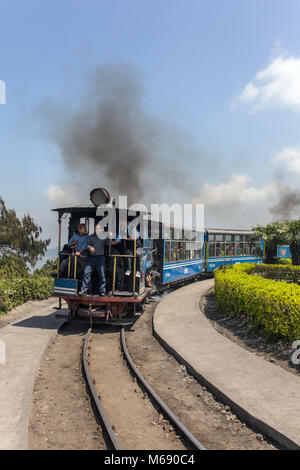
52 205 150 219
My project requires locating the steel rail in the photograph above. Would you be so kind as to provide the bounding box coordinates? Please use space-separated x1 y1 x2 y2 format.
120 327 206 450
82 327 122 450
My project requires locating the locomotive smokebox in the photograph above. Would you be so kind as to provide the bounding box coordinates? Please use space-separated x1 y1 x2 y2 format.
90 188 111 207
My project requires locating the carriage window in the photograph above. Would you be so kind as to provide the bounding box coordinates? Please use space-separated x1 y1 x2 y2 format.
194 229 203 242
225 235 232 241
187 241 202 259
174 228 183 240
250 242 261 255
165 237 204 263
235 235 240 242
165 241 174 262
185 247 192 260
243 243 250 255
177 243 185 260
184 229 192 241
208 243 216 257
164 242 170 263
235 242 241 255
225 243 235 256
164 226 171 240
216 242 225 256
208 234 215 242
215 234 223 242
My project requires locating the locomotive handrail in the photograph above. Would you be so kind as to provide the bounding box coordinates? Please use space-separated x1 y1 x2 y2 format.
109 254 135 258
58 252 78 280
111 229 138 297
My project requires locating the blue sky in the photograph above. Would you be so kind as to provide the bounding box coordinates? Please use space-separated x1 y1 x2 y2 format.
1 0 300 247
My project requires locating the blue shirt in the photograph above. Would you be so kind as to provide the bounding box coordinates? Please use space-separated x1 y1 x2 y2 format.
68 234 88 252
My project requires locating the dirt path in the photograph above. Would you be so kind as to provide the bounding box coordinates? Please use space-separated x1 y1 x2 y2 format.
29 322 106 450
89 327 186 450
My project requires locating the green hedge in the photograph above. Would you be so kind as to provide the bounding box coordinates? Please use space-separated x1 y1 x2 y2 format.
214 263 300 341
252 263 300 283
0 277 54 314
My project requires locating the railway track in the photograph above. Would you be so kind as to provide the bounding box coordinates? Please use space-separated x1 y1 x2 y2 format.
82 325 206 451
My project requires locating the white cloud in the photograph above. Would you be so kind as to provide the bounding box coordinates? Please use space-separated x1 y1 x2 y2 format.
239 82 259 103
45 184 66 201
236 55 300 111
193 174 276 206
45 184 79 205
271 146 300 174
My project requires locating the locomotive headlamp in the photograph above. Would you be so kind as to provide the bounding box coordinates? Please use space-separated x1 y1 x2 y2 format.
90 188 111 207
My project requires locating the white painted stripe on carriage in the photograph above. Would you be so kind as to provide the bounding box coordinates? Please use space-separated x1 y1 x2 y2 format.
207 257 256 262
164 261 203 267
166 259 204 264
54 288 77 293
163 264 204 270
163 260 204 269
163 256 258 270
54 286 77 291
54 286 75 290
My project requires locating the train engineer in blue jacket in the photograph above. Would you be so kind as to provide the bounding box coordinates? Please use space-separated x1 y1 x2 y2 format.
59 223 88 276
79 223 109 296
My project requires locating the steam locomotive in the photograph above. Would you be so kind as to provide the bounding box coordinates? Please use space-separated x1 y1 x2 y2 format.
52 188 263 323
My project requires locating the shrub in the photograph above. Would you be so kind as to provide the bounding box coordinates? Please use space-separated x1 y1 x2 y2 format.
0 252 29 278
33 259 57 278
0 277 54 314
0 254 55 314
277 258 292 265
214 263 300 341
252 263 300 283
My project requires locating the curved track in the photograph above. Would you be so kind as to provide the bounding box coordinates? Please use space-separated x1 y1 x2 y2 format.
82 327 122 450
82 326 205 451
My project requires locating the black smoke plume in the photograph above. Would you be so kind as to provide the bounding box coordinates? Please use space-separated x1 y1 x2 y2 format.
270 184 300 219
41 64 214 206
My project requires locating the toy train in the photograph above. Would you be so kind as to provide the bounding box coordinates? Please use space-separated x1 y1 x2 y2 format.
52 188 263 323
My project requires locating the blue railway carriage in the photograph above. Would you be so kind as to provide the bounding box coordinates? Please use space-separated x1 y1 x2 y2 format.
51 187 264 320
160 226 263 287
162 224 205 285
204 228 263 272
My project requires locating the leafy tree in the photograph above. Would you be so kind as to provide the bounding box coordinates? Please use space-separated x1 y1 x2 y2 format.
252 219 300 264
0 197 50 267
33 259 57 278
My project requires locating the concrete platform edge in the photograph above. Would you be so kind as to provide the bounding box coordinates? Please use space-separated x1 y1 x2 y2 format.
152 289 300 450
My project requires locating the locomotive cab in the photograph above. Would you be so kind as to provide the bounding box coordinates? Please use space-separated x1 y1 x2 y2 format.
52 194 163 323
